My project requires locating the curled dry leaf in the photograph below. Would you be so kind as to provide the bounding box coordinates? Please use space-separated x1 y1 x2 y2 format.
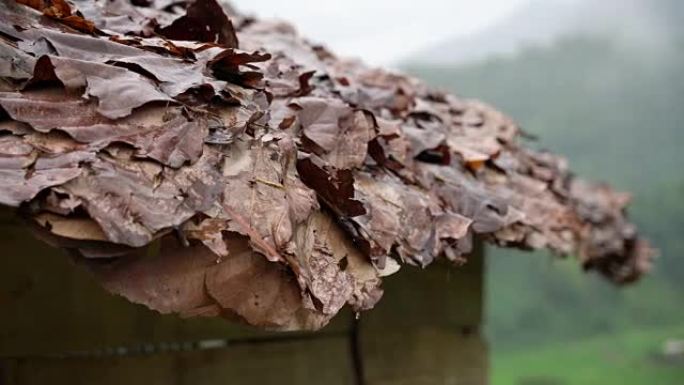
155 0 240 47
33 212 109 241
0 0 653 331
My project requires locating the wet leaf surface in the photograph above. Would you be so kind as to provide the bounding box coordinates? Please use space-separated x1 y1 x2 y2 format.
0 0 653 330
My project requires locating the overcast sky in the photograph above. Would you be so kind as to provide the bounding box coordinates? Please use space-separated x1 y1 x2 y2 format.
234 0 528 66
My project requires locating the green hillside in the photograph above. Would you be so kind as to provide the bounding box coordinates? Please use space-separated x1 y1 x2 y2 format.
405 25 684 384
493 324 684 385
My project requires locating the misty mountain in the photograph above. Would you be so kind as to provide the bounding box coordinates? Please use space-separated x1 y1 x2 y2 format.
405 0 683 65
403 0 684 353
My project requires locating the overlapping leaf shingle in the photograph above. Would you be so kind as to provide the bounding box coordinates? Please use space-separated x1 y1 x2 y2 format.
0 0 653 330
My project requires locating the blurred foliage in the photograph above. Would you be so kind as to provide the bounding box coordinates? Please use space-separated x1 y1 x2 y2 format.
492 324 684 385
404 15 684 378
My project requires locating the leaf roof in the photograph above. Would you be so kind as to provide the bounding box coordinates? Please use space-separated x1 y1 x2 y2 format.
0 0 653 331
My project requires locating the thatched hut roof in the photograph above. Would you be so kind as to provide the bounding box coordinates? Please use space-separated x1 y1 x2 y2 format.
0 0 652 331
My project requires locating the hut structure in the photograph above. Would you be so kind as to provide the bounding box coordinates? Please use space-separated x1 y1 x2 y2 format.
0 1 652 384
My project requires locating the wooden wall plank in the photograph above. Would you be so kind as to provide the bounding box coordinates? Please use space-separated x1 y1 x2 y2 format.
1 336 354 385
360 329 487 385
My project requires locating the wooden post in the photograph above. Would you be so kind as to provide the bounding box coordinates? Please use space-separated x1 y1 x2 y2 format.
357 245 487 385
0 210 486 385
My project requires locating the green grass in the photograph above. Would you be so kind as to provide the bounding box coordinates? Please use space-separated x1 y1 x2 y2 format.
492 325 684 385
